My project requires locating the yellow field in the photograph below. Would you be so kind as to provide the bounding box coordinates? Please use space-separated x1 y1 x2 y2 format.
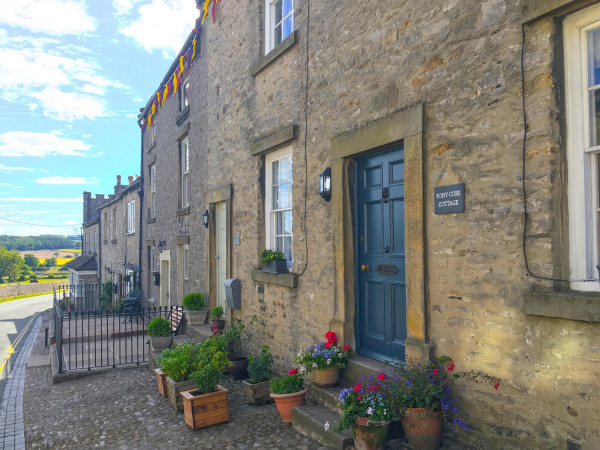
38 258 74 265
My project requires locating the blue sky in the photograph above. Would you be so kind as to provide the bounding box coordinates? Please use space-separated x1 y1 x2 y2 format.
0 0 199 236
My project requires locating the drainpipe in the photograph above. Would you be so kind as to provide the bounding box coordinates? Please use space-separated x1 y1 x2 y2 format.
138 124 144 294
98 207 102 285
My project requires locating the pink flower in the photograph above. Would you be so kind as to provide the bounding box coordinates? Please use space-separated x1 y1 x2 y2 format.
433 368 439 376
354 384 362 392
377 373 386 381
343 345 351 352
447 362 455 371
324 342 332 348
288 369 298 375
494 380 500 390
357 395 362 401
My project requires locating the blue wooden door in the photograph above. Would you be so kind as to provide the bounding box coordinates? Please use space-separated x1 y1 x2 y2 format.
356 146 407 362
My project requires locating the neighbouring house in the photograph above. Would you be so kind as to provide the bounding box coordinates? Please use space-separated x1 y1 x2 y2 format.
132 0 600 447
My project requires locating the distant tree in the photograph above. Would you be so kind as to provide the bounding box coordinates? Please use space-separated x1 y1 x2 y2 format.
24 254 39 268
0 247 24 280
45 257 57 267
53 252 59 258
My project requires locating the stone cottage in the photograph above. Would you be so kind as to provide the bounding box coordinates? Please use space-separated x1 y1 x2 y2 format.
136 0 600 447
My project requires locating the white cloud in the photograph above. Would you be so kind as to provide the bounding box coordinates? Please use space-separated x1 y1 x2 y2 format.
0 131 91 157
35 176 99 185
0 0 97 35
31 87 109 120
119 0 198 57
63 220 79 225
1 197 82 202
113 0 145 16
0 164 32 171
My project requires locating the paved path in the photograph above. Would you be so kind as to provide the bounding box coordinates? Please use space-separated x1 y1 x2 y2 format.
0 315 41 450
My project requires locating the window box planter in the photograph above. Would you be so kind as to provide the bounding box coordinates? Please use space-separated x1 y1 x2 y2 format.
182 386 229 430
262 259 288 274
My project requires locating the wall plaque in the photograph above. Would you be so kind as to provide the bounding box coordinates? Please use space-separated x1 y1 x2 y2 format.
434 183 465 214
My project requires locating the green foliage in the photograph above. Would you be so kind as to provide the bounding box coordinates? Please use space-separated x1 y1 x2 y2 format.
0 235 78 251
45 257 57 267
223 315 256 357
23 254 39 268
295 331 351 371
182 292 205 310
260 249 285 265
122 274 131 283
147 317 171 337
210 305 224 320
0 247 24 281
270 373 304 394
248 345 274 384
158 340 202 382
98 281 113 312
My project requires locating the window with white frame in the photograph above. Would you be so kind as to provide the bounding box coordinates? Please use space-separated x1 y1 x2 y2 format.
181 138 190 208
111 208 117 240
183 245 189 280
180 80 189 111
127 200 135 234
565 4 600 291
265 0 294 54
150 164 156 219
265 146 293 267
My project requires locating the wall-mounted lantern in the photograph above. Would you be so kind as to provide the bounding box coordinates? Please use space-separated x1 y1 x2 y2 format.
319 167 331 201
105 266 112 274
158 240 166 253
152 271 160 286
202 210 209 228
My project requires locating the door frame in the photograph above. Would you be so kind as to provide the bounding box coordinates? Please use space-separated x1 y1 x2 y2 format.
328 104 433 361
206 184 232 310
159 250 171 307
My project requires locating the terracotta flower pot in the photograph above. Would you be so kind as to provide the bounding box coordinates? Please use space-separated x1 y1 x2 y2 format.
154 368 168 397
270 389 307 423
312 367 339 387
400 407 443 450
181 385 229 430
351 417 391 450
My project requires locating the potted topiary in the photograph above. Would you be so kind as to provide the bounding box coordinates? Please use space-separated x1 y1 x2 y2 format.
242 345 274 405
182 292 208 325
147 317 172 353
269 369 307 423
210 306 225 332
159 340 202 411
181 335 232 430
260 249 288 274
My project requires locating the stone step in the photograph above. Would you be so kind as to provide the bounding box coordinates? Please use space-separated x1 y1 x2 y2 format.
341 354 396 387
184 324 213 343
292 404 353 449
313 385 345 416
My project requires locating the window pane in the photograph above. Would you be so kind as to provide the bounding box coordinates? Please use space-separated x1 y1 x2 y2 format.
276 211 284 235
272 160 279 185
283 0 293 17
274 0 282 23
283 236 292 261
589 89 600 147
279 156 290 182
275 236 284 253
272 186 279 209
588 28 600 87
274 23 282 45
279 183 290 208
283 16 293 40
284 210 292 234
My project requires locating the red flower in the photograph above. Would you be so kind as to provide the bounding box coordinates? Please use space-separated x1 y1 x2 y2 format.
433 368 439 376
369 385 380 391
343 345 351 352
494 380 500 390
325 331 337 343
324 342 332 347
354 384 362 392
357 396 362 401
288 369 298 375
377 373 386 380
447 362 455 371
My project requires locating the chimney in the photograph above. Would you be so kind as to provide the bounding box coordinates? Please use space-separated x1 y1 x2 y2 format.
128 176 134 185
116 175 122 185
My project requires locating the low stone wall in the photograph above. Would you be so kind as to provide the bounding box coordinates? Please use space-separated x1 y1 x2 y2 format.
0 281 64 299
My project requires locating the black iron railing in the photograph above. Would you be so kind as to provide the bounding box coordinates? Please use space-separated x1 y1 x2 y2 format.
53 288 181 374
55 282 140 313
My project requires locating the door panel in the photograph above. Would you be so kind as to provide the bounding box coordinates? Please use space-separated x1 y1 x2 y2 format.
356 145 406 362
216 202 227 309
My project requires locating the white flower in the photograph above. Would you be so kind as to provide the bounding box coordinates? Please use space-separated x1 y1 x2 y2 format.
367 407 373 415
326 359 332 365
324 421 330 431
338 353 343 357
299 365 306 373
312 362 318 368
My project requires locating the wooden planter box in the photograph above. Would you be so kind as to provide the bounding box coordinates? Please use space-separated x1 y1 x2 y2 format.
154 368 168 397
241 380 271 405
166 376 196 411
262 259 288 274
182 386 229 430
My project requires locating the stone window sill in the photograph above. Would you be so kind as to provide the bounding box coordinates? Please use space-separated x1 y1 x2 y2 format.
176 106 189 127
176 207 190 216
250 31 298 77
250 269 297 289
525 290 600 323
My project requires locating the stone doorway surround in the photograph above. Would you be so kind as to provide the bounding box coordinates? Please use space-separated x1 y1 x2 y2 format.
329 103 433 361
206 184 232 310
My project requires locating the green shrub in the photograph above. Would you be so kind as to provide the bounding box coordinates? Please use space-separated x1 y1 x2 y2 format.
260 249 285 265
182 292 205 310
270 372 304 394
147 317 171 337
248 345 274 384
210 305 224 320
158 340 202 382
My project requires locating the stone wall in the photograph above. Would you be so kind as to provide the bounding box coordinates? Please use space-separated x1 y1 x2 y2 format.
138 0 600 447
0 281 64 299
